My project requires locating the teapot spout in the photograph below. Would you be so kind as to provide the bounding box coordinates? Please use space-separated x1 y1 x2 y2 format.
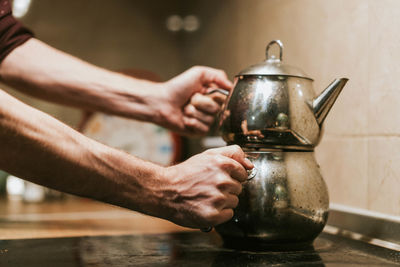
312 78 348 125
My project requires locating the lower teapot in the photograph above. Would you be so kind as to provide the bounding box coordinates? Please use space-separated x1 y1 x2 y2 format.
215 150 329 249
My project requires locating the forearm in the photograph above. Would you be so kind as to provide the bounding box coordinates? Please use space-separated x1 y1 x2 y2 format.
0 38 165 124
0 89 166 215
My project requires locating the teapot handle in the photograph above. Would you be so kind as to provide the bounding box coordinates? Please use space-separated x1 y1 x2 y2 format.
206 88 230 96
266 40 283 61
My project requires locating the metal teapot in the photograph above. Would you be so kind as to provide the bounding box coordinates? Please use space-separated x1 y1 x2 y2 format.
214 40 348 249
219 40 348 150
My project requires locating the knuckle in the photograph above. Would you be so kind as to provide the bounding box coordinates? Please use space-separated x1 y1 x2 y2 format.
189 106 198 117
208 103 220 113
195 66 206 75
231 144 242 153
217 209 234 225
231 196 239 208
226 209 234 220
218 69 227 76
202 124 210 131
205 115 215 124
214 155 230 168
193 92 203 98
203 208 220 225
213 193 226 207
214 173 228 185
215 176 232 188
235 183 243 195
183 105 193 116
185 118 196 126
203 148 217 155
191 93 200 101
192 65 202 71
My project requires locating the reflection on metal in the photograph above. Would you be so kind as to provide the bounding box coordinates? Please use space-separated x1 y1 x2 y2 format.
214 40 348 247
327 204 400 251
216 150 329 245
312 78 348 125
12 0 32 18
246 167 257 180
324 225 400 252
219 40 348 149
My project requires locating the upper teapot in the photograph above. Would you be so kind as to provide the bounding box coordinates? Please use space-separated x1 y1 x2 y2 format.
219 40 348 150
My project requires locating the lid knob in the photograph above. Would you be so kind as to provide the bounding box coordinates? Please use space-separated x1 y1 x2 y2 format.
237 39 311 79
266 40 283 61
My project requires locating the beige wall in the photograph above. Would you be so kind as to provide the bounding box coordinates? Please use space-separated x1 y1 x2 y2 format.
184 0 400 217
3 0 399 217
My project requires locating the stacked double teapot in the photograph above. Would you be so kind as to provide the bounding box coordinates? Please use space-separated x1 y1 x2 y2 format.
214 40 348 249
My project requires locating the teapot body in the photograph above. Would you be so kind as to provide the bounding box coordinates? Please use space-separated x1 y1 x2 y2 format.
213 40 347 248
220 75 321 150
215 150 329 246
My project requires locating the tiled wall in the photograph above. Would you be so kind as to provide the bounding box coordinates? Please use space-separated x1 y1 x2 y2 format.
184 0 400 217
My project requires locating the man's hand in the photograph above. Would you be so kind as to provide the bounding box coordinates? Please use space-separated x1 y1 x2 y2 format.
159 66 233 136
157 145 253 229
0 39 231 136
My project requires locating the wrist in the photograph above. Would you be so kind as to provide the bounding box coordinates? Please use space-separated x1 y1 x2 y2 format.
148 81 181 131
98 145 174 218
146 81 171 126
101 74 166 124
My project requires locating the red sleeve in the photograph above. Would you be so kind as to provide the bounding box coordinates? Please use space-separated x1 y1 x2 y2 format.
0 0 33 63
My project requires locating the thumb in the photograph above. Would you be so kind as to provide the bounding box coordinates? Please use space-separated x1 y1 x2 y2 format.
200 67 233 91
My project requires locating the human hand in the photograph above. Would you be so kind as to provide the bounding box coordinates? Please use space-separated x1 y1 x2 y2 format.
159 145 253 229
160 66 233 136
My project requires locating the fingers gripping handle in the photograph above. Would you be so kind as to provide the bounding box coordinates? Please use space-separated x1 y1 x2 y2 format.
200 165 256 233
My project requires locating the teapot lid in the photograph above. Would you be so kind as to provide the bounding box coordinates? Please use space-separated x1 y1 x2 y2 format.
237 40 313 80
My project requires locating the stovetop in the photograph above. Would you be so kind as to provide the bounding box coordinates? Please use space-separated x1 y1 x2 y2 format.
1 231 399 266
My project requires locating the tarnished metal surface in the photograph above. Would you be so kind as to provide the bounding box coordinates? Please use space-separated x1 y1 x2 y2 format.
219 75 320 150
219 40 348 150
215 40 347 246
216 150 329 245
327 204 400 250
237 40 312 79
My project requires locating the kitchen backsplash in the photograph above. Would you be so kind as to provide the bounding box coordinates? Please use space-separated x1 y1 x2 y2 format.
182 0 400 217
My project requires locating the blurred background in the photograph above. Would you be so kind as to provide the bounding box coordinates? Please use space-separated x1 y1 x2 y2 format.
0 0 399 238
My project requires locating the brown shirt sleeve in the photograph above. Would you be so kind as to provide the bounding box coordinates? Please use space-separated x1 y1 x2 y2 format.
0 0 33 63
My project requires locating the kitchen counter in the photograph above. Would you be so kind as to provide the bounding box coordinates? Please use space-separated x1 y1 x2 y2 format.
1 230 400 266
0 196 188 240
0 197 400 266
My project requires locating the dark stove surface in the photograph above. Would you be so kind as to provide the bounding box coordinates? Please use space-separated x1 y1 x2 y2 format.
1 231 399 266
